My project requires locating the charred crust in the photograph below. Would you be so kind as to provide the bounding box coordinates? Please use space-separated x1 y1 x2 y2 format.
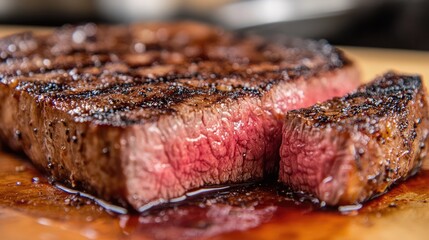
290 72 423 134
285 72 429 205
1 22 351 126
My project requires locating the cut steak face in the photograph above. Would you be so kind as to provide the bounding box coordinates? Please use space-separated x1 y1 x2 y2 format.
0 22 360 210
280 73 429 206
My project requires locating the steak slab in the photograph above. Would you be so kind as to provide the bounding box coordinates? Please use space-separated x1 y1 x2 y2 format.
280 73 429 206
0 22 360 210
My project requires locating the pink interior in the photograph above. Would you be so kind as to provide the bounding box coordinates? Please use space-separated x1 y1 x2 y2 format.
279 122 355 204
122 66 360 209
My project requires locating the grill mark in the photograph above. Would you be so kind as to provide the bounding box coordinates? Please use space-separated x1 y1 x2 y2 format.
77 85 207 124
44 71 265 101
79 81 269 125
1 49 231 79
1 33 346 78
52 48 119 57
16 81 71 95
61 75 270 125
1 23 352 127
51 76 182 101
1 32 346 96
2 32 218 74
293 73 422 131
19 62 328 103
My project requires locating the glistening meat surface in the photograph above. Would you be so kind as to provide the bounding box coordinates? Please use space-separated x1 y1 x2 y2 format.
280 72 429 205
0 22 360 210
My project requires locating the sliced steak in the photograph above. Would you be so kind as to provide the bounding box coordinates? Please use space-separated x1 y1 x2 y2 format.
0 22 360 210
280 72 429 206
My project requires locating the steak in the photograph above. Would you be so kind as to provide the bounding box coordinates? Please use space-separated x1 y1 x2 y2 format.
280 72 429 206
0 22 360 210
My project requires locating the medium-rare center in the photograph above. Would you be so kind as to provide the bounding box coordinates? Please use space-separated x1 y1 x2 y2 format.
0 22 360 210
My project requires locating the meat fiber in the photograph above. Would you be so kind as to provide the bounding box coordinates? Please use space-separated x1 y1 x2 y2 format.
0 22 360 210
280 72 429 205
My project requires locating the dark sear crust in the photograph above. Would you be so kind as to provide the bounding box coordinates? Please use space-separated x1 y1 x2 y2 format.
280 72 429 205
1 22 349 126
292 73 424 131
0 22 360 210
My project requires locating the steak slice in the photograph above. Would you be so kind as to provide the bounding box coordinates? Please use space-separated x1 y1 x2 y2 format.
0 22 360 210
280 72 429 206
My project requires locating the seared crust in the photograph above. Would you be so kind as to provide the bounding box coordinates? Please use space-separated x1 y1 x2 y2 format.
1 22 350 126
0 22 360 209
290 72 424 132
281 73 429 205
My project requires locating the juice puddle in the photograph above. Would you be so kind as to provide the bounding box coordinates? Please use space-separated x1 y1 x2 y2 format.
1 150 429 240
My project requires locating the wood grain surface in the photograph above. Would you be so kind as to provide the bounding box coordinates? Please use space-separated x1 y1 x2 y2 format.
1 26 429 240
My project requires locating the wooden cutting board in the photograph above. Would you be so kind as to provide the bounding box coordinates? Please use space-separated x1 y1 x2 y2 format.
1 26 429 240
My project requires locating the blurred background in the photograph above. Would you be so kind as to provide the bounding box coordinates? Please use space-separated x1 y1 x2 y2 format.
0 0 428 50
